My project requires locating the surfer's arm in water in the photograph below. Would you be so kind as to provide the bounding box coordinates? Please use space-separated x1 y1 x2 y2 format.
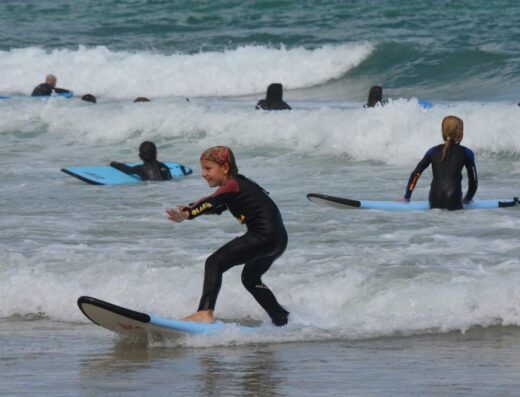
404 148 433 201
463 148 478 203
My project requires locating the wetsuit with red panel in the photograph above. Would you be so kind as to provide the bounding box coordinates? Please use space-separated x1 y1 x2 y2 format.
184 174 289 326
405 143 478 210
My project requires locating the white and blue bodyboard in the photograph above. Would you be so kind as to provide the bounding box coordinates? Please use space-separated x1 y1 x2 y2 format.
0 92 73 100
61 162 192 185
77 296 255 337
307 193 519 211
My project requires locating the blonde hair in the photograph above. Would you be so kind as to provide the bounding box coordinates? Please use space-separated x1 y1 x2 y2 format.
440 115 464 161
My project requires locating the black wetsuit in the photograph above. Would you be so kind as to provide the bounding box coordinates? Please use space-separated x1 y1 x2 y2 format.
185 174 289 326
405 143 478 210
110 161 172 181
31 83 71 96
255 99 292 110
255 83 291 111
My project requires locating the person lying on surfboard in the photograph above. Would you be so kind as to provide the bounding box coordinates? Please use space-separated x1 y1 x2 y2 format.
404 115 478 210
31 74 71 96
166 146 289 326
110 141 172 181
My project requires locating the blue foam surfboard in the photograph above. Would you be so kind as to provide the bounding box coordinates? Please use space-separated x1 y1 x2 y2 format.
61 161 192 185
0 92 73 100
307 193 519 211
418 99 433 109
77 296 256 337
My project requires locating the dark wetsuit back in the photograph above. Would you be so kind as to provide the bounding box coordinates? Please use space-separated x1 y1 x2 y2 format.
110 161 172 181
405 143 478 210
185 174 289 326
255 99 292 110
31 83 71 96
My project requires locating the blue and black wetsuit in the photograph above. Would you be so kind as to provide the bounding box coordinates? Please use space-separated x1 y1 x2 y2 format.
405 143 478 210
110 161 172 181
184 174 289 326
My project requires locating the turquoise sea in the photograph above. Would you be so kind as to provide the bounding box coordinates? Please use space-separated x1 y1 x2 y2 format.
1 1 520 396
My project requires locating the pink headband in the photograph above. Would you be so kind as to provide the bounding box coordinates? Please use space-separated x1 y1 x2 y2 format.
200 146 230 165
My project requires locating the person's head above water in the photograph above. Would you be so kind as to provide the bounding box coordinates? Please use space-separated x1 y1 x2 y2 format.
440 115 464 161
200 146 239 180
45 74 57 88
441 115 464 144
366 85 383 107
266 83 283 103
81 94 96 103
139 141 158 162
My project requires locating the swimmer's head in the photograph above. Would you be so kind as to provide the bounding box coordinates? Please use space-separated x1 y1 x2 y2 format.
81 94 97 103
441 115 464 144
200 146 238 177
266 83 283 102
139 141 158 162
367 85 383 107
46 74 57 87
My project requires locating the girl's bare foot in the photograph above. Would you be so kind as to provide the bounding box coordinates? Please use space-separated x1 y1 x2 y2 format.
182 310 214 323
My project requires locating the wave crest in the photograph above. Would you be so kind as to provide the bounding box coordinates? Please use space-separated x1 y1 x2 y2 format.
0 43 374 98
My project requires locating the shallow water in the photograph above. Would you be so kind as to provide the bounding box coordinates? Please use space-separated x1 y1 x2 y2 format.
2 320 520 396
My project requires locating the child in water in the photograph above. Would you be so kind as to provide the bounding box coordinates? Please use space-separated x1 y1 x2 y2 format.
404 115 478 210
166 146 289 326
110 141 172 181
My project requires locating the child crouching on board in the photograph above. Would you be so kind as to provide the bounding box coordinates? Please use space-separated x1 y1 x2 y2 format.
166 146 289 326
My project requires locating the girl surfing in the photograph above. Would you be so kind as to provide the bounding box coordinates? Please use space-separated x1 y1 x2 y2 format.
166 146 289 326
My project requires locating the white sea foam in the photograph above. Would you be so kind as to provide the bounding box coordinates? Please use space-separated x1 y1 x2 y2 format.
1 97 519 163
0 43 373 98
1 81 520 344
1 236 520 344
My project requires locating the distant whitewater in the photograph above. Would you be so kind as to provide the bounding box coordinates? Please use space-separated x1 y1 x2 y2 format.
0 43 373 99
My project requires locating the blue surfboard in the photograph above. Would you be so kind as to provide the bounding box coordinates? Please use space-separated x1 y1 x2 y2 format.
77 296 256 337
418 99 433 109
0 92 73 100
307 193 519 211
61 161 193 185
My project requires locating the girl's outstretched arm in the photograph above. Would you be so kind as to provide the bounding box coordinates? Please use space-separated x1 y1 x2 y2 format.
166 206 189 223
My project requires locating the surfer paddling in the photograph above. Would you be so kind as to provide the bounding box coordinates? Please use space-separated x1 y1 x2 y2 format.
166 146 289 326
31 74 71 97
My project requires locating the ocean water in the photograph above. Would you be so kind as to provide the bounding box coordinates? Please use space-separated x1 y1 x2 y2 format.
1 1 520 395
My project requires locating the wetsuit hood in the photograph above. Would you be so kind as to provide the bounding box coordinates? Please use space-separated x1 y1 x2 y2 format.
266 83 283 104
367 85 383 107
